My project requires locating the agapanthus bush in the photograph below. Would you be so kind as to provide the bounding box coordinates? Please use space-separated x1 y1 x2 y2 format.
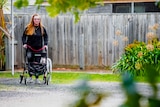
112 24 160 76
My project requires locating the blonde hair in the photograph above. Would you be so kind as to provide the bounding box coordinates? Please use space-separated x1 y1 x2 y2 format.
25 14 44 35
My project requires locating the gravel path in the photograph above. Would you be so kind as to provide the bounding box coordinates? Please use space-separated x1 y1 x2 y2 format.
0 78 158 107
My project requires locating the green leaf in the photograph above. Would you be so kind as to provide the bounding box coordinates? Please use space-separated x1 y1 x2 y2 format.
35 0 44 4
14 0 29 9
23 0 29 6
46 6 59 17
14 0 23 9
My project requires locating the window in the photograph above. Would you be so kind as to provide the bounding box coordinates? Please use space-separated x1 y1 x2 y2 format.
113 2 160 13
113 3 131 13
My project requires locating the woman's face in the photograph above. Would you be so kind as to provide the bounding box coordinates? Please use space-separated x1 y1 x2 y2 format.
33 15 41 26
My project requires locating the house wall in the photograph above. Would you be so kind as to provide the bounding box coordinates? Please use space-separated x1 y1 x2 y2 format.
86 4 112 13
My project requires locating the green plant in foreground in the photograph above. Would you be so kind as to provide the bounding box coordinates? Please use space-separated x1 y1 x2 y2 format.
120 64 160 107
120 73 141 107
70 78 107 107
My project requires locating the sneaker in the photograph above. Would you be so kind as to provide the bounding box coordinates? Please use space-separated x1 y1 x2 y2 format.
35 79 41 84
27 77 33 83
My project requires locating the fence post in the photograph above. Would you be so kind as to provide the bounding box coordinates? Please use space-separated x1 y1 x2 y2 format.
79 33 85 70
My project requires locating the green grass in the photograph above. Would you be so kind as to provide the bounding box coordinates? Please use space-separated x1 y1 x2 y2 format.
0 71 159 84
51 72 121 84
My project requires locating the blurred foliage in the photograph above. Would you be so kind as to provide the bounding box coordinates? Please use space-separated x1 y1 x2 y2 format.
70 78 107 107
14 0 103 23
120 73 141 107
0 0 8 9
14 0 29 8
144 64 160 98
120 64 160 107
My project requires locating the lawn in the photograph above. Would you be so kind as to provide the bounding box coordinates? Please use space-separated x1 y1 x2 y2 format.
0 70 157 84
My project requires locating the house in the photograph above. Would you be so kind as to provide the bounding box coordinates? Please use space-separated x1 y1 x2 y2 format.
87 0 160 13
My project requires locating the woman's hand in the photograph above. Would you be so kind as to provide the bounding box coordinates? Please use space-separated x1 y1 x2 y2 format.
23 44 27 48
44 45 48 50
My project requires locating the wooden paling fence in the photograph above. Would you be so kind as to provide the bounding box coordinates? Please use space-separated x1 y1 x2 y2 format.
5 13 160 70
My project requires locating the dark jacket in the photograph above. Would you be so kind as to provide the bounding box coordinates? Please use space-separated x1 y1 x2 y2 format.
22 26 48 49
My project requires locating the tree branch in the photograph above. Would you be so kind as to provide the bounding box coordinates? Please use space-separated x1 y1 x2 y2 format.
0 26 11 39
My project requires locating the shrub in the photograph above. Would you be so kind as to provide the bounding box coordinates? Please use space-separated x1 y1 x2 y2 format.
112 24 160 76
